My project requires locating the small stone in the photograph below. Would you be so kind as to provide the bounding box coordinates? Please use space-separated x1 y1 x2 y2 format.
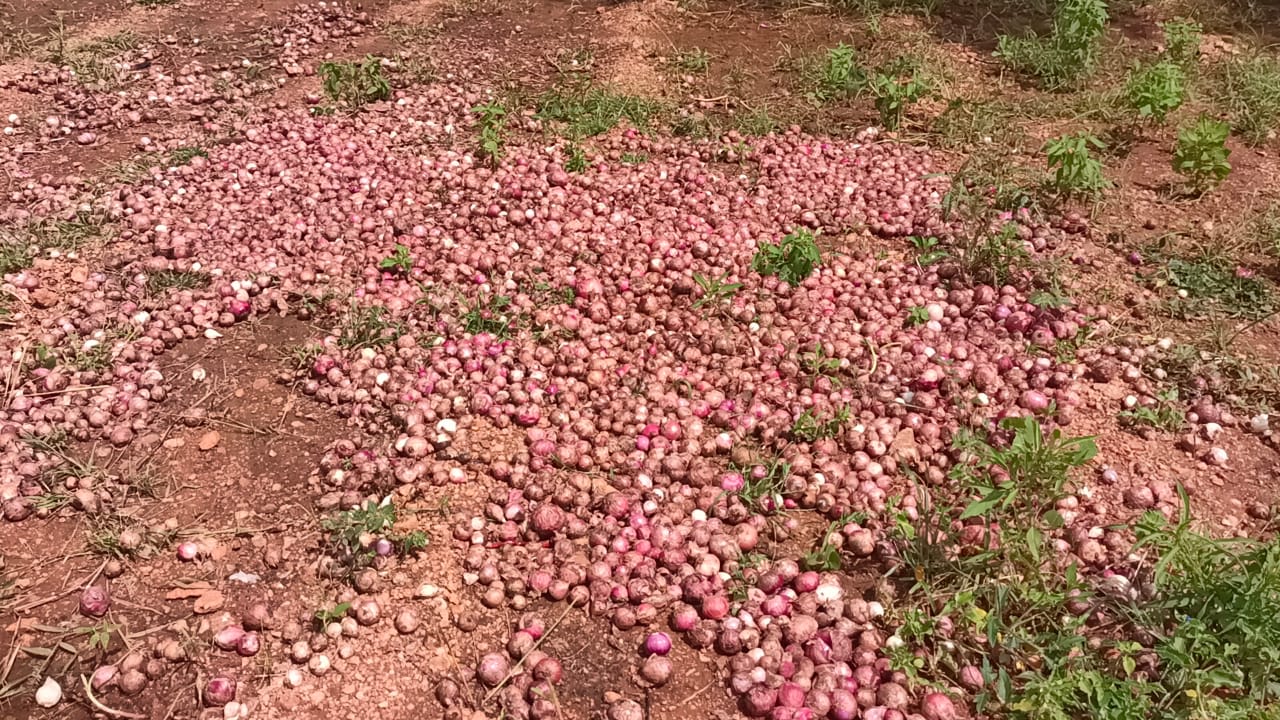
198 431 221 451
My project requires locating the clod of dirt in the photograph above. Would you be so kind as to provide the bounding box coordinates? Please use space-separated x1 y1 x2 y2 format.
198 431 222 451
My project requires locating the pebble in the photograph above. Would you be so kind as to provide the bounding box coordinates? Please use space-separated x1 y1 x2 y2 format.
198 431 222 450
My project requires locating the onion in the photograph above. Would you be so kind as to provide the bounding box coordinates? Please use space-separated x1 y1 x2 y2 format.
478 653 510 686
640 655 673 686
644 632 672 656
79 585 110 617
919 692 957 720
215 625 246 650
204 676 236 706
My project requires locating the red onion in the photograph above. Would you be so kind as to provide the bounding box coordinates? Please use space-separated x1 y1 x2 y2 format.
79 585 110 617
215 625 245 650
478 653 509 686
644 632 672 656
204 676 236 706
919 692 957 720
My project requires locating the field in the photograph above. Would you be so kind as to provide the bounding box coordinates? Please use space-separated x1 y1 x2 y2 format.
2 0 1279 718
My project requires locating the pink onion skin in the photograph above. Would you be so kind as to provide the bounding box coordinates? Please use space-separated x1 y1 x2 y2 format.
79 585 110 618
204 676 236 706
644 632 672 656
919 693 957 720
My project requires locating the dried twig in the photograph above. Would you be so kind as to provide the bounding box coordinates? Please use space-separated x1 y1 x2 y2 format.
481 599 578 704
82 674 148 718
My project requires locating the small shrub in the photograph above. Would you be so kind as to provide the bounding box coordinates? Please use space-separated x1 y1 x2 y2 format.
1213 53 1280 146
1044 131 1109 196
868 59 929 130
752 229 822 286
1124 60 1186 123
810 43 865 103
1172 116 1231 193
318 56 391 108
1160 18 1201 67
996 0 1109 90
473 100 507 162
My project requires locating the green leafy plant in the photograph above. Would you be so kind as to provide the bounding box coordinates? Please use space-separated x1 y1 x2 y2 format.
910 236 949 267
379 244 413 274
1044 132 1109 197
1125 60 1186 123
790 406 851 442
672 48 711 73
462 293 517 337
1160 18 1201 67
144 269 210 296
801 342 844 388
620 152 648 164
1118 389 1184 432
1212 53 1280 146
321 497 427 570
565 143 588 172
736 108 777 136
0 242 33 275
692 272 743 311
338 305 403 349
905 305 930 327
869 62 930 129
810 43 865 103
751 229 822 286
732 456 791 514
473 100 507 162
318 56 391 108
956 416 1098 524
1172 116 1231 194
996 0 1109 90
1157 252 1272 320
536 85 658 139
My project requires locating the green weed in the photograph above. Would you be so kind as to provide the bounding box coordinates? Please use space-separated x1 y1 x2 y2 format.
462 294 517 338
790 406 850 442
0 241 33 275
1172 116 1231 194
473 100 508 162
1125 60 1186 123
869 60 930 130
802 512 865 571
905 305 930 327
1212 53 1280 146
1156 251 1272 320
379 244 413 275
536 85 659 139
1044 131 1109 197
733 457 790 514
1160 18 1202 67
337 305 403 349
1118 389 1185 432
910 235 950 267
751 229 822 286
736 108 777 136
621 152 649 164
321 497 427 569
996 0 1109 90
565 143 588 172
800 342 844 388
809 43 865 103
146 269 210 295
672 48 711 73
168 146 208 165
691 272 741 312
318 56 391 108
